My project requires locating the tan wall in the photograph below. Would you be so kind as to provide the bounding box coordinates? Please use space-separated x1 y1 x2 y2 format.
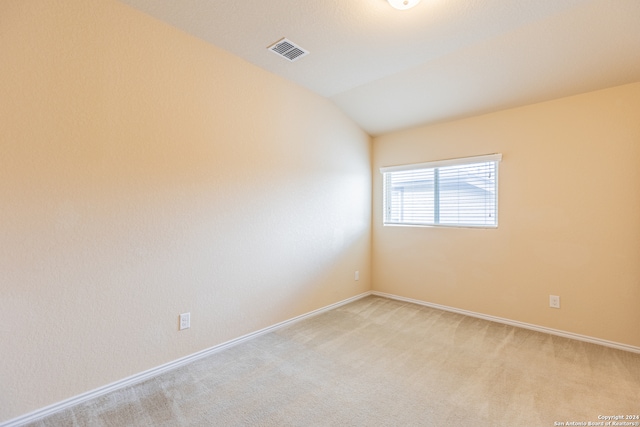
0 0 371 421
373 82 640 348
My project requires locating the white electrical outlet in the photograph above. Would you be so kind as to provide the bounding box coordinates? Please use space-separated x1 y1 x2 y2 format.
355 271 359 281
179 312 190 330
549 295 560 309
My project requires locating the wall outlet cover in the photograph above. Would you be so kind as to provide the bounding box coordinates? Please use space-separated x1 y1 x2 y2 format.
179 312 191 330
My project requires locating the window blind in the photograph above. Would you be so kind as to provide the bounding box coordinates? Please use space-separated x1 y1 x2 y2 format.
382 154 501 227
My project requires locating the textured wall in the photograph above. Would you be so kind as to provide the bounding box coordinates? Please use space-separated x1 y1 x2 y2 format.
373 82 640 348
0 0 371 421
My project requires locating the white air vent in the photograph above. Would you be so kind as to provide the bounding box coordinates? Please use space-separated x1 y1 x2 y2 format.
267 38 309 62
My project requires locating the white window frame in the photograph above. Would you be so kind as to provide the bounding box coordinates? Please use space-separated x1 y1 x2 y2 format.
380 154 502 228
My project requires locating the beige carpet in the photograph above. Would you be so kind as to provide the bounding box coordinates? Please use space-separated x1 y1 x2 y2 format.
29 296 640 426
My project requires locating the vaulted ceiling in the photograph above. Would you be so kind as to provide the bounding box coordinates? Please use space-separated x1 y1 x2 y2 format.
118 0 640 136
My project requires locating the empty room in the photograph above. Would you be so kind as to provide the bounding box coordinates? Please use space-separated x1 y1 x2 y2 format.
1 0 639 426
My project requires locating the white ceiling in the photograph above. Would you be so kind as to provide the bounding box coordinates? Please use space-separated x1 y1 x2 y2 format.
118 0 640 136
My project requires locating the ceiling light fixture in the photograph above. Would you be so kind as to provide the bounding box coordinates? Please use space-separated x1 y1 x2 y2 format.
387 0 421 10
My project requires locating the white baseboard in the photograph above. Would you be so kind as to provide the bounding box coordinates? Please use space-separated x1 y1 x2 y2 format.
1 292 372 427
7 289 637 426
371 291 640 354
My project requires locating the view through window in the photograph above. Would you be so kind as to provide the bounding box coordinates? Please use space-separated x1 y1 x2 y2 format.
381 154 501 227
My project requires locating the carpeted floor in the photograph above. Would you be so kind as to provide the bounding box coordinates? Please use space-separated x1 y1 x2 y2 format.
28 296 640 426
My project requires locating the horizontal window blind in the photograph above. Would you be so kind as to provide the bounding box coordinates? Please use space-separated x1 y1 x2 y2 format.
382 154 501 227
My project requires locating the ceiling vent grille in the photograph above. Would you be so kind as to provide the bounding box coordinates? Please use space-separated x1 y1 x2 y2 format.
267 38 309 62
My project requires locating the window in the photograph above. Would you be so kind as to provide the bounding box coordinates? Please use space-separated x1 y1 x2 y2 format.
381 154 502 227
